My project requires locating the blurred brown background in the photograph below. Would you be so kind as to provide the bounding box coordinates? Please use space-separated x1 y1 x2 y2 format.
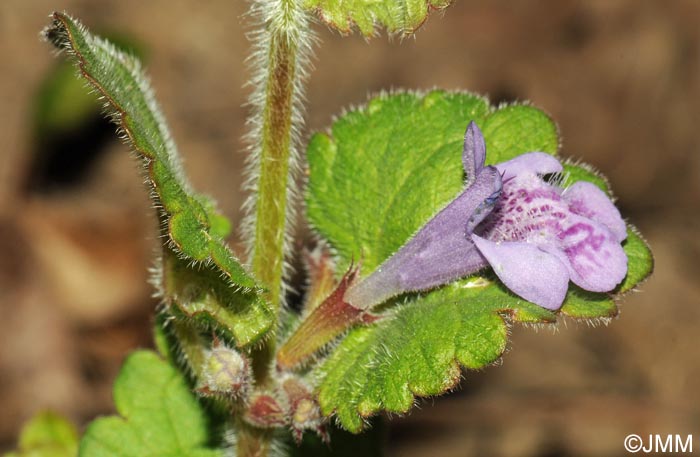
1 1 698 456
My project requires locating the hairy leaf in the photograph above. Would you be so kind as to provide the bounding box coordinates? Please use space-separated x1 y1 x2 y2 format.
306 90 653 430
35 33 143 134
618 228 654 293
303 0 451 36
4 411 78 457
79 351 221 457
164 251 274 347
316 280 556 432
44 13 273 345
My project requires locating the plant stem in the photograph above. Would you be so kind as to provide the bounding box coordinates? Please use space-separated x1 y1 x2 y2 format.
236 421 275 457
249 30 297 386
251 30 295 312
240 0 311 454
244 0 310 373
170 319 207 378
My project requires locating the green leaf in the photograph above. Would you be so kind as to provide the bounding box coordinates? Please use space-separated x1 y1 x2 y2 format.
79 351 222 457
562 161 610 194
316 279 556 432
44 13 273 345
4 411 78 457
560 286 617 319
164 251 274 347
306 90 653 430
618 227 654 293
34 33 144 134
34 61 99 133
303 0 452 36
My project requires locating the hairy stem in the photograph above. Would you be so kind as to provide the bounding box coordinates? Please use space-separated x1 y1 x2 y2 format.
170 319 207 378
239 0 312 454
250 31 296 386
245 0 310 308
252 33 294 303
243 0 311 384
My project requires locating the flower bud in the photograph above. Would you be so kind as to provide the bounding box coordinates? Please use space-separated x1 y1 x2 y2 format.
280 376 327 443
243 393 287 428
196 342 250 398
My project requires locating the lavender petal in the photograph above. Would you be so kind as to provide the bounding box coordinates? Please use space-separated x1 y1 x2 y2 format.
462 121 486 185
557 214 628 292
496 152 563 181
563 181 627 242
471 235 570 310
345 166 502 310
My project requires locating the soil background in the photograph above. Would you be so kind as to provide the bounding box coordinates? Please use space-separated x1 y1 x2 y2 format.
1 1 699 456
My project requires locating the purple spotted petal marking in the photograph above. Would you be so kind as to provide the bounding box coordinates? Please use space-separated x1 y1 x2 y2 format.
556 214 628 292
563 181 627 242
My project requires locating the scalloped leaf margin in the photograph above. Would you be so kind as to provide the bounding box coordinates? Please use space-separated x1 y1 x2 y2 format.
306 90 653 431
304 0 452 36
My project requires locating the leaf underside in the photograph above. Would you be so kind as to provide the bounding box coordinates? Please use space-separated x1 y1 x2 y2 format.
306 90 653 431
44 12 272 346
79 351 222 457
303 0 452 36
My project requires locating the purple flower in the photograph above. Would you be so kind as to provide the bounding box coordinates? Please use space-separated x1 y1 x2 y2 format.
278 122 630 369
345 122 628 311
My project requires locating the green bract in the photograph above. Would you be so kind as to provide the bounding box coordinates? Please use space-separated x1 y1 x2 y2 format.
306 90 653 430
79 351 221 457
45 13 273 346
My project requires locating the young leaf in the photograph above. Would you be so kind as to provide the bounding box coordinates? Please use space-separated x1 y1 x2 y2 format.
44 13 273 345
306 90 653 430
4 411 78 457
303 0 452 36
79 351 222 457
